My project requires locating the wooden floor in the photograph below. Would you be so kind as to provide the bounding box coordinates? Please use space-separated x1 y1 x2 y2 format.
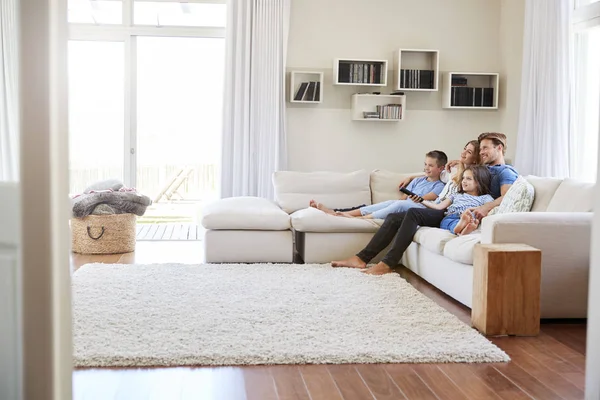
136 223 203 241
72 242 588 400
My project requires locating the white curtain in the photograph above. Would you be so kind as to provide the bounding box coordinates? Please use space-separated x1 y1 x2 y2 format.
0 0 19 181
514 0 572 178
220 0 290 199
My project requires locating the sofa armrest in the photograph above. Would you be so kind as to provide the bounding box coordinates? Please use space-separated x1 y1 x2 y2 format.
480 212 592 245
480 212 592 318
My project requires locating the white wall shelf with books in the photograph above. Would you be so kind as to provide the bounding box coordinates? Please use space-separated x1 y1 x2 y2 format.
334 58 388 86
351 94 406 121
442 72 499 109
290 71 323 103
393 49 439 91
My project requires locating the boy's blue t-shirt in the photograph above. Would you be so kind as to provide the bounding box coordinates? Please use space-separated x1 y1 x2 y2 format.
488 164 519 199
406 176 445 197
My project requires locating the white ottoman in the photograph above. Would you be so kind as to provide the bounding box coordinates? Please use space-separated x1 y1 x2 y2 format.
201 196 293 263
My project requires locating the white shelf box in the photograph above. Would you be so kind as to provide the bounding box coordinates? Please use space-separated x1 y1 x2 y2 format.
393 49 439 92
351 94 406 121
442 72 499 109
334 58 388 86
290 71 323 103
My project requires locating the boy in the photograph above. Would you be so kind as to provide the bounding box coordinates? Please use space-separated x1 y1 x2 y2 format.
313 151 447 219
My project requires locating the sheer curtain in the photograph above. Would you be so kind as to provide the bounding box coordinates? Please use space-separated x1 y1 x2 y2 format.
0 0 19 181
220 0 290 199
514 0 572 178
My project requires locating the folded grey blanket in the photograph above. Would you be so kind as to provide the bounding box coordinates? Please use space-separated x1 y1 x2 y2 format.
72 191 152 218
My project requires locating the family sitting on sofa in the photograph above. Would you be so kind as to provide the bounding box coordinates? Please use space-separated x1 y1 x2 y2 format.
311 132 519 275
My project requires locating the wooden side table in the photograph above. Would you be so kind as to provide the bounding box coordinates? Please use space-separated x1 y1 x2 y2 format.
472 243 541 336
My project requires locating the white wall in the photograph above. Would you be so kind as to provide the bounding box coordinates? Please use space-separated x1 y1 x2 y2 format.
286 0 517 173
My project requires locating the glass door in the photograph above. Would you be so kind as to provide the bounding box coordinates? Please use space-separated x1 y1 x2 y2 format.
68 40 125 195
136 36 225 223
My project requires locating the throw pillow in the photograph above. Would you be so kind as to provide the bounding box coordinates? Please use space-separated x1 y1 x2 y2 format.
492 175 535 214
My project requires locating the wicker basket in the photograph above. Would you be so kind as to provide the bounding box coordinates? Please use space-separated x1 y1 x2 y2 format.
71 214 137 254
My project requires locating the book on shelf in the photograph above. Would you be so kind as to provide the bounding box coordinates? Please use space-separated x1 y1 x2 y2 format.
293 81 320 102
372 104 402 119
399 69 434 89
450 86 494 107
338 61 384 84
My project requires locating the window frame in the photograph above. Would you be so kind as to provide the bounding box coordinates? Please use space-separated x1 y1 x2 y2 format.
68 0 226 188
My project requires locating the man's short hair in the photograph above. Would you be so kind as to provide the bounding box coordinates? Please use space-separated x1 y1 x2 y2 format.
478 132 507 155
425 150 448 167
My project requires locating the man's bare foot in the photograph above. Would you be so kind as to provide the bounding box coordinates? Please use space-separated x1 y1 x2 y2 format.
362 262 393 275
453 211 471 235
331 256 367 269
460 219 480 236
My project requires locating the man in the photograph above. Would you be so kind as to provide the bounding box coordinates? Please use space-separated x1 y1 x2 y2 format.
331 132 519 275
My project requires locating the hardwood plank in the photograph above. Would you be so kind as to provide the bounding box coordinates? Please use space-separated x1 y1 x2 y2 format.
138 224 151 239
466 365 532 400
543 325 587 355
164 223 175 240
73 369 123 400
298 365 343 400
493 362 564 400
188 224 197 240
438 364 502 399
270 365 310 400
510 337 586 390
412 365 470 400
327 365 375 400
179 223 191 240
153 224 167 240
243 367 278 400
179 367 247 400
492 338 584 399
355 364 407 400
171 224 183 241
146 224 160 240
537 331 587 370
384 365 438 400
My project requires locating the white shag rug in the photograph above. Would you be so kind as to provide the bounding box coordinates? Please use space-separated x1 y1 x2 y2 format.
72 263 509 367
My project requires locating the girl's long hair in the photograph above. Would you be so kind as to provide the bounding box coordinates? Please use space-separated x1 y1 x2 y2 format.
458 165 491 196
452 140 481 185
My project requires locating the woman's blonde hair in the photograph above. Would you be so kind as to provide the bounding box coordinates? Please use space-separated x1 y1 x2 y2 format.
452 140 481 185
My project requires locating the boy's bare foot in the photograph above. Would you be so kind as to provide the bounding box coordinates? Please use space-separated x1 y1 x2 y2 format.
309 199 317 208
362 262 393 275
331 256 366 269
453 211 471 235
316 203 336 215
460 219 480 236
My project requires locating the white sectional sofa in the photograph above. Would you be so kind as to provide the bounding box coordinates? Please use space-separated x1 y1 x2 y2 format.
201 169 594 319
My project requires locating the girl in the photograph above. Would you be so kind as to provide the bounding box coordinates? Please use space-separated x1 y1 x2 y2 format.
422 165 493 236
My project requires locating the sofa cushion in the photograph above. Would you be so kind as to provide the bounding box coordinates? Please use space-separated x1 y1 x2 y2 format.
489 175 535 215
524 175 563 212
369 170 424 204
290 207 382 233
273 170 372 214
201 196 290 230
413 227 456 255
546 178 595 212
443 233 482 265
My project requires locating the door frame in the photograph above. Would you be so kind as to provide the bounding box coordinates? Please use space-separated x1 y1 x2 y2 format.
20 0 72 398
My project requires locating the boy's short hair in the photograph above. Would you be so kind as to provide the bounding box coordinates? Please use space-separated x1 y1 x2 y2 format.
478 132 507 155
425 150 448 167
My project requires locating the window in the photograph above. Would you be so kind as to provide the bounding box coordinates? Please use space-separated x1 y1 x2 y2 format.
68 0 122 24
571 3 600 182
68 0 226 223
